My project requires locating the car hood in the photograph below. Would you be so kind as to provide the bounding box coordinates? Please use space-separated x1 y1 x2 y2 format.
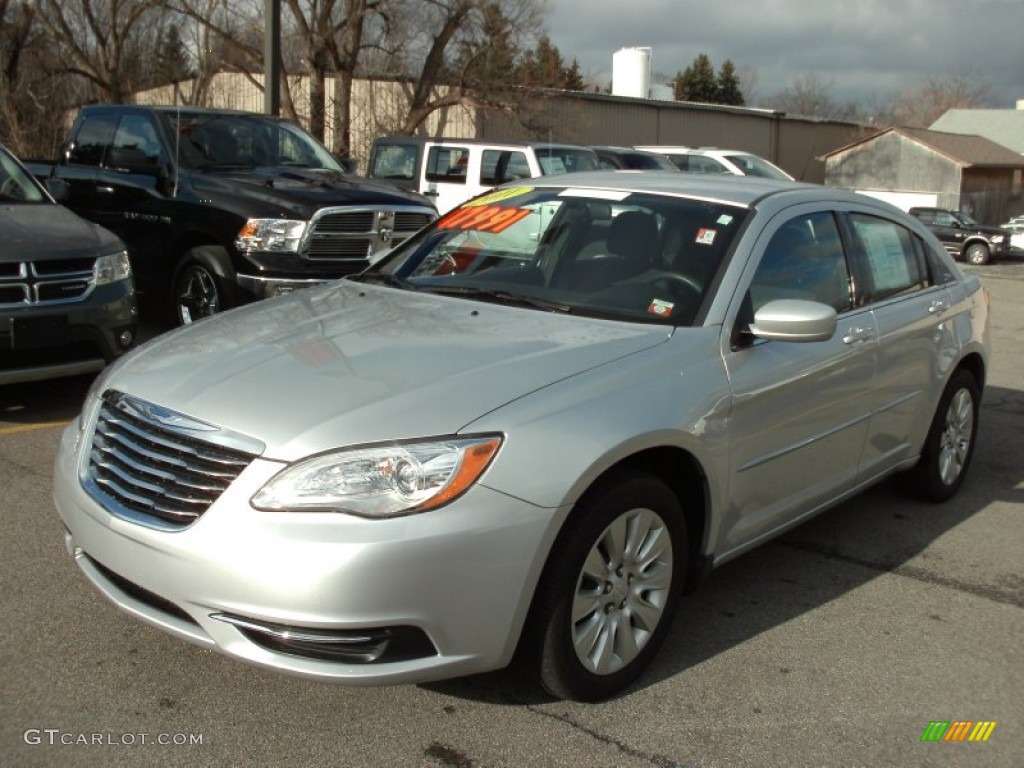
190 167 433 217
104 282 672 460
0 203 122 262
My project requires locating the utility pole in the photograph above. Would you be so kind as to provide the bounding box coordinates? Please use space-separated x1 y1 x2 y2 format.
264 0 282 115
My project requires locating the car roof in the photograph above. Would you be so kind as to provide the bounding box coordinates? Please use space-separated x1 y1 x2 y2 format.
520 170 848 207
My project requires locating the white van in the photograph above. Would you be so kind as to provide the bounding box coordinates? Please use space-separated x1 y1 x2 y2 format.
367 137 600 213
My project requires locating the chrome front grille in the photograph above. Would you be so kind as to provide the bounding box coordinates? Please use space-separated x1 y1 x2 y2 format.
0 257 95 307
84 391 263 530
304 206 436 261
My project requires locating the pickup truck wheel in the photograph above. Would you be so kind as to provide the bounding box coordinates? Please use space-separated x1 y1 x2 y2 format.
522 470 687 701
964 243 990 265
172 247 235 325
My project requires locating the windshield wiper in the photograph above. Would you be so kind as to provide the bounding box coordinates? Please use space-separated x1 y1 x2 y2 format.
420 285 573 313
346 272 413 290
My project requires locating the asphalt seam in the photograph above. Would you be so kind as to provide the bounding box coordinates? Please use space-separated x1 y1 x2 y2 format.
780 540 1023 608
525 706 693 768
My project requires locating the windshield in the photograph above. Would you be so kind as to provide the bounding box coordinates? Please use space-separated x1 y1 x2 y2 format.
359 186 748 326
0 147 46 203
723 153 792 180
166 113 343 171
535 147 600 175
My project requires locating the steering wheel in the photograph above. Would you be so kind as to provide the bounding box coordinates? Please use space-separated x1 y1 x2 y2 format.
645 270 703 296
0 176 21 200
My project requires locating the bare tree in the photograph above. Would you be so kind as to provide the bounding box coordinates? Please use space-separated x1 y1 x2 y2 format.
767 73 859 121
34 0 166 103
879 72 995 128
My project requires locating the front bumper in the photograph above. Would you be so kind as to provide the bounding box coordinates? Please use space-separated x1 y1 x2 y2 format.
0 280 137 385
53 421 561 685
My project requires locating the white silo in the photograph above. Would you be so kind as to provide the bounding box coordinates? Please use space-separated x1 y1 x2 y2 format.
612 47 652 99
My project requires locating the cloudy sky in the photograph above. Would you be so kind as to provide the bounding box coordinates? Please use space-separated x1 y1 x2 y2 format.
543 0 1023 110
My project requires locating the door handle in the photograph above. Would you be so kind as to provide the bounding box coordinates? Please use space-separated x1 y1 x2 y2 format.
96 185 115 194
928 299 949 315
842 326 873 344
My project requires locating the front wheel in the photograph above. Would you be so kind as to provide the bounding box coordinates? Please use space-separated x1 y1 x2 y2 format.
171 246 235 326
523 470 687 701
964 243 990 266
902 369 980 502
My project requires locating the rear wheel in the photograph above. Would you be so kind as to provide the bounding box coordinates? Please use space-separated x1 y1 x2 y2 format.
964 243 990 266
523 470 687 701
903 369 980 502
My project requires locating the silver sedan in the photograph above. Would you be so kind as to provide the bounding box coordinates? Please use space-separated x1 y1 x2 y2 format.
52 173 989 701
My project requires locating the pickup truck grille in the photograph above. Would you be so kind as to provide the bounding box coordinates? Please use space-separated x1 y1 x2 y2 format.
84 391 263 531
304 206 435 261
0 257 95 307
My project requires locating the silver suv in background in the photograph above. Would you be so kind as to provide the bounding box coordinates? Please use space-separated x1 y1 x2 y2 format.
636 146 794 180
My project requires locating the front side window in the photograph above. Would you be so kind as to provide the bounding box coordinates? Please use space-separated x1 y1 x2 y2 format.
357 187 748 326
481 150 530 184
106 115 163 173
848 214 930 302
749 211 851 314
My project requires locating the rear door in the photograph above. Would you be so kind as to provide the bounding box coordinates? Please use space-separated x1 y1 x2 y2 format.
843 211 959 478
422 144 479 214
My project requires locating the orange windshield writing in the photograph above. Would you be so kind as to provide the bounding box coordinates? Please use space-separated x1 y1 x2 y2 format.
437 204 532 234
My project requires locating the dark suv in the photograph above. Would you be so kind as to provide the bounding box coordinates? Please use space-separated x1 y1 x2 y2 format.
1 144 137 385
908 207 1011 265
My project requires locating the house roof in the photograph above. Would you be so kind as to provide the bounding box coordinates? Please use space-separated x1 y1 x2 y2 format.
820 126 1024 168
930 109 1024 154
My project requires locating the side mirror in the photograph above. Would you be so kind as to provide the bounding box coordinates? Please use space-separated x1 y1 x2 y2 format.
45 178 69 202
749 299 837 343
338 156 359 174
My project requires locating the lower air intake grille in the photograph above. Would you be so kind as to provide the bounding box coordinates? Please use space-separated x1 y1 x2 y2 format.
84 391 261 530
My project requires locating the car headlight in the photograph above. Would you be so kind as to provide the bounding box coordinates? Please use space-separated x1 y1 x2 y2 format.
251 435 503 518
95 250 132 284
236 219 307 253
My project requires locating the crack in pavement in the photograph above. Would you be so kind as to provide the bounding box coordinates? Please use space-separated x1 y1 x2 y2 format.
780 540 1023 608
526 706 695 768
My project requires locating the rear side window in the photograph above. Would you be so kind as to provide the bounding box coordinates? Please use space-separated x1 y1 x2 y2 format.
848 214 930 302
481 150 530 184
67 113 118 167
426 146 470 184
370 144 417 180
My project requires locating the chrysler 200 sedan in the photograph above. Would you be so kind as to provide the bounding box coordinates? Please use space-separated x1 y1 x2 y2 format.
53 173 989 701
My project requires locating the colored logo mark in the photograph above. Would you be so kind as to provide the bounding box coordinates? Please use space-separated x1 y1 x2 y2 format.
920 721 997 742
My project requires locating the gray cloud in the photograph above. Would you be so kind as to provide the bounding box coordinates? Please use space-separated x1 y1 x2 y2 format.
543 0 1024 107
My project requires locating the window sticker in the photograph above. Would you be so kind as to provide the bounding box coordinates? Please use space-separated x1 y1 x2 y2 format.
716 214 734 225
465 186 533 207
436 204 532 233
647 298 675 318
695 228 717 245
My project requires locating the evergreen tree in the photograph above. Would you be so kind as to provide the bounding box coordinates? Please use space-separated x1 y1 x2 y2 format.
155 24 192 85
717 59 744 106
461 2 518 89
673 53 718 103
563 58 585 91
518 35 565 87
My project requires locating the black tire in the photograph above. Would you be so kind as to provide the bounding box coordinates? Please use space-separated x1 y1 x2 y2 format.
902 369 980 503
522 470 687 701
171 246 235 326
964 242 990 266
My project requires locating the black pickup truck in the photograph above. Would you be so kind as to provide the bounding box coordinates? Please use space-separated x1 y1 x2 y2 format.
28 105 437 325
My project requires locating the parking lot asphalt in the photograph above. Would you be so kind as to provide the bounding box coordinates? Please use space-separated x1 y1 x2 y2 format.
1 268 1021 767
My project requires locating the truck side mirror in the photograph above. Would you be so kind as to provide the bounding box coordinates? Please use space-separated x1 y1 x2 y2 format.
45 178 69 202
338 156 359 174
